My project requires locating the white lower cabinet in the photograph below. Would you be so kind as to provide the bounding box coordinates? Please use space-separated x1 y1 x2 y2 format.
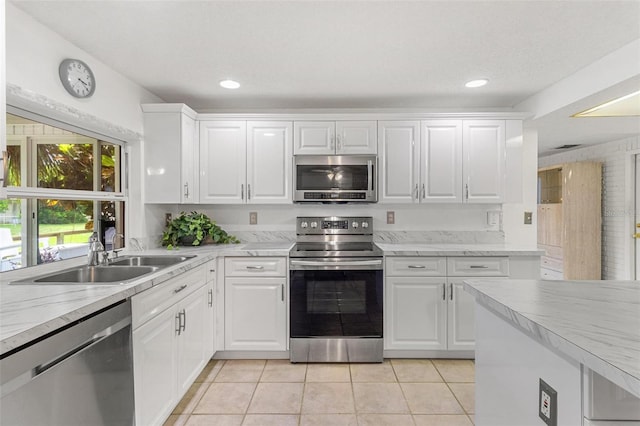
132 266 211 426
223 257 287 351
385 277 447 350
385 256 509 353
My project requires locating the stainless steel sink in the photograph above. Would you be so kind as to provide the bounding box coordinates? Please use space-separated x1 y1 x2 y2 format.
109 255 195 267
11 265 160 285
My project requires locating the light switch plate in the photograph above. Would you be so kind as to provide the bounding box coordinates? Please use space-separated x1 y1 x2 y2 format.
539 379 557 426
487 211 500 226
387 211 395 225
249 212 258 225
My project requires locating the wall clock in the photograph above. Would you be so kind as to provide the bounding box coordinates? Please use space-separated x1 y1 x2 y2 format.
58 58 96 98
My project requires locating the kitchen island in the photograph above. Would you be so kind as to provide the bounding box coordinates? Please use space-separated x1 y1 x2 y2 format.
464 279 640 425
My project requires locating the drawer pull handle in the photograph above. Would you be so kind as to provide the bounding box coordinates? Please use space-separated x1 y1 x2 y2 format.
246 265 264 270
174 284 188 293
442 283 446 300
408 265 426 269
469 265 489 269
450 283 453 300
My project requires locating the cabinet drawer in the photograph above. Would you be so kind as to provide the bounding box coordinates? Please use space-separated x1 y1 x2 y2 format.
132 266 206 329
447 257 509 276
225 257 287 277
385 257 447 276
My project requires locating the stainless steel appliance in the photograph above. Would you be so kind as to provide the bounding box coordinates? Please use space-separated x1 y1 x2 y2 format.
289 216 383 362
0 300 134 426
293 155 377 203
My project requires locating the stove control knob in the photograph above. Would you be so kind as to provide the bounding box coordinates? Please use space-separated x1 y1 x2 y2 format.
362 221 369 228
300 221 308 229
352 221 359 228
310 221 318 229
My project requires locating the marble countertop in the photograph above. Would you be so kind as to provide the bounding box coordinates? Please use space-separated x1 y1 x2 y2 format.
464 279 640 398
377 243 543 256
0 240 539 356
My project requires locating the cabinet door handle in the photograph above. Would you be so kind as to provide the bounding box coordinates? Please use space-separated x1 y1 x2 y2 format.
414 184 419 200
248 184 251 200
469 265 489 269
241 184 244 200
442 283 446 300
208 289 213 307
421 183 425 199
407 265 426 269
246 265 264 270
330 135 335 150
465 183 469 200
184 182 189 198
336 134 341 151
281 284 284 302
175 313 181 335
450 283 453 300
180 309 186 333
174 284 188 294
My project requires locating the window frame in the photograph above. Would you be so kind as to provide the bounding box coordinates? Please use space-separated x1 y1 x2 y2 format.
3 106 129 270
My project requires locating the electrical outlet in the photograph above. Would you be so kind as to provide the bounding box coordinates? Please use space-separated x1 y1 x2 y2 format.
249 212 258 225
387 211 395 225
524 211 533 225
165 213 172 226
539 379 557 426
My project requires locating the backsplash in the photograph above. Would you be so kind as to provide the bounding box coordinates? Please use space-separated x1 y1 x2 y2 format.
374 231 505 244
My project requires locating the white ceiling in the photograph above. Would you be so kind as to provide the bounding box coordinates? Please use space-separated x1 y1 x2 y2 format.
9 0 640 156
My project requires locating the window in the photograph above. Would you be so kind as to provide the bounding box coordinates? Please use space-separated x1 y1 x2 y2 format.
1 112 126 271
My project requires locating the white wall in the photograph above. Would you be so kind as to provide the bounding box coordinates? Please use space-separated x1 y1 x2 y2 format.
6 3 162 134
539 136 640 279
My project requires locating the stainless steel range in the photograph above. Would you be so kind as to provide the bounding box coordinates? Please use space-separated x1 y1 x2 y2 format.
289 216 383 363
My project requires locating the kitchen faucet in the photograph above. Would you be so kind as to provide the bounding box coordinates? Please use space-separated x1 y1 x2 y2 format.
87 232 105 266
111 233 125 258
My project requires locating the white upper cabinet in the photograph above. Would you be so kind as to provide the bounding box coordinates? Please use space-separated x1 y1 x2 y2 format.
142 104 198 204
199 121 292 204
294 121 377 155
379 119 506 204
246 121 293 204
463 120 505 203
378 121 420 203
421 120 463 203
199 121 247 204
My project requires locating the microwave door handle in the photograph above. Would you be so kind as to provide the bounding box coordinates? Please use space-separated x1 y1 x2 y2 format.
367 160 373 191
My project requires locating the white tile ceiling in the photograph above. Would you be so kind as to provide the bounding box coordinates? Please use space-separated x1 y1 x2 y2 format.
9 0 640 154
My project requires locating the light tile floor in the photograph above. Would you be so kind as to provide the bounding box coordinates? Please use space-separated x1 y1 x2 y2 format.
164 359 475 426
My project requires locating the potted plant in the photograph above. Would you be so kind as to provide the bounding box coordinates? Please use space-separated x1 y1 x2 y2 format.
162 211 239 249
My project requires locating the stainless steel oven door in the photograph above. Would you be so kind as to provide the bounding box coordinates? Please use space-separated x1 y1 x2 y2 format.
289 257 383 362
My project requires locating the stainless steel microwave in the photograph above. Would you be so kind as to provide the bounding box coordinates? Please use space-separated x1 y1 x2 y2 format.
293 155 377 203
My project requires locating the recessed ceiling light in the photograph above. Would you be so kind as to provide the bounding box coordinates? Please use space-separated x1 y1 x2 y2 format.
220 79 240 89
465 79 489 88
572 90 640 117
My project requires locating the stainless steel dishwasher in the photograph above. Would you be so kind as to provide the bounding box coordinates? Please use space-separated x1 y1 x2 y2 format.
0 300 134 426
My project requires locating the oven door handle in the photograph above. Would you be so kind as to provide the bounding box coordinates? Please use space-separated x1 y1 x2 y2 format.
290 259 383 269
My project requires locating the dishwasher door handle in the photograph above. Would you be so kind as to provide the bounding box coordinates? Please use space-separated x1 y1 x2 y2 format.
33 316 131 378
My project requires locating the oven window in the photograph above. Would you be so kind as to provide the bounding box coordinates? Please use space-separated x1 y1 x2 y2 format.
290 269 383 338
296 165 369 191
307 280 366 314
